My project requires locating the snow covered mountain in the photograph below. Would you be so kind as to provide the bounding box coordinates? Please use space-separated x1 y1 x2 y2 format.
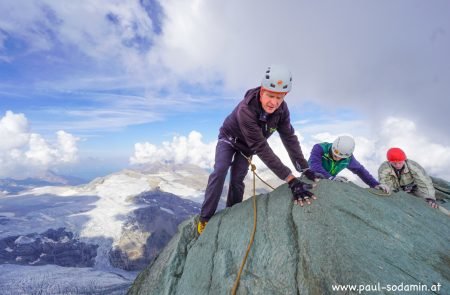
0 171 86 196
0 163 209 294
0 161 282 294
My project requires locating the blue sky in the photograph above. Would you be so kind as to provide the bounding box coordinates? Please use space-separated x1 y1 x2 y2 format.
1 0 449 181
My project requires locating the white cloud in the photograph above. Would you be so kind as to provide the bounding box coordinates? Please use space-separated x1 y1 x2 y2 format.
0 1 154 59
130 131 216 169
0 111 79 178
25 133 58 166
376 117 450 178
0 0 163 95
56 130 79 163
0 111 30 150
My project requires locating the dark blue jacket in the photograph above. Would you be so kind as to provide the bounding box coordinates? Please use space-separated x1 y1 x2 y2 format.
219 87 309 180
308 143 380 188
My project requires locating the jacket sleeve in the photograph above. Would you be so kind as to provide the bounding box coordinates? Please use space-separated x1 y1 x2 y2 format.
237 104 292 180
378 162 398 190
308 144 332 178
277 106 309 171
408 160 435 200
348 157 379 188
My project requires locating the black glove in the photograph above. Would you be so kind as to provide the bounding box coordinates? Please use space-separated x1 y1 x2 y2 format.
288 178 314 201
303 168 325 181
401 183 417 193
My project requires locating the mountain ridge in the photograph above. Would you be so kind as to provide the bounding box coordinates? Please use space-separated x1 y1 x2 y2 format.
0 163 208 294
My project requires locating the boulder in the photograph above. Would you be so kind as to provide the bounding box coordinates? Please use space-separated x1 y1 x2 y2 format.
128 180 450 295
431 176 450 201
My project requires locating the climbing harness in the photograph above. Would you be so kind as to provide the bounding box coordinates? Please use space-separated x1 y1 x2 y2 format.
231 153 274 295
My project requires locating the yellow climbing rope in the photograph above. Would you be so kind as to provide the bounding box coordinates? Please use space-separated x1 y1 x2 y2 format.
231 157 274 295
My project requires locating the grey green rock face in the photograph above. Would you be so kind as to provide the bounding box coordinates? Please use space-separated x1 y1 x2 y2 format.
128 180 450 295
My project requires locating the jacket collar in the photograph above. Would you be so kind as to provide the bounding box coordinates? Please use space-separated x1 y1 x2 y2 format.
388 160 411 176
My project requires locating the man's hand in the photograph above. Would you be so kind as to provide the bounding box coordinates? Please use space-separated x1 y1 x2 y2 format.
375 184 391 194
426 198 438 209
303 168 324 182
288 178 317 206
329 176 349 183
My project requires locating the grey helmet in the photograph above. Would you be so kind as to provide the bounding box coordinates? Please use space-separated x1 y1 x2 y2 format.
261 65 292 93
332 136 355 158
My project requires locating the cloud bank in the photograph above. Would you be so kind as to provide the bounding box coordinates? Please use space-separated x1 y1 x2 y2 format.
0 111 79 178
131 118 450 181
130 131 216 169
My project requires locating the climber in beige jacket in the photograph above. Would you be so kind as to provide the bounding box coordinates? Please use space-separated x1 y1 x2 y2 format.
378 147 438 208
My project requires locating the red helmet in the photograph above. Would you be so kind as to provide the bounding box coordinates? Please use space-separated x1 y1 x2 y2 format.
387 147 406 162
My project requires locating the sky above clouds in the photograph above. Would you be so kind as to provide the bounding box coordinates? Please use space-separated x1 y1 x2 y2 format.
0 0 449 181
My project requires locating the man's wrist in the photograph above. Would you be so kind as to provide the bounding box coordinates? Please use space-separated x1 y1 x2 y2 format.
286 174 295 183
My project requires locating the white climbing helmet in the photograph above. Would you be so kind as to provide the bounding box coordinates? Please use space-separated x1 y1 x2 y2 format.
332 135 355 158
261 65 292 93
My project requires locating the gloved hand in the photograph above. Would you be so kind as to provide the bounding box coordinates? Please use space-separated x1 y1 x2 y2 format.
425 198 438 209
303 168 324 181
375 184 391 194
329 176 349 183
288 178 316 206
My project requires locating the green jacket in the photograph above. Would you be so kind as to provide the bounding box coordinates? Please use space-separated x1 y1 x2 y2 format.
309 142 380 187
317 142 351 176
378 159 435 200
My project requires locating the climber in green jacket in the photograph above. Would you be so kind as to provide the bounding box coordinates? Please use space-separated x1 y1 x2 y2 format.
308 135 389 193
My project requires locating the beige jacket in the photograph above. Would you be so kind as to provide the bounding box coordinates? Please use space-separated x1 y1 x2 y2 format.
378 159 435 200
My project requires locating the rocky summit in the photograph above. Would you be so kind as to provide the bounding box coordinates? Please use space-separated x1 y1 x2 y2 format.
128 180 450 295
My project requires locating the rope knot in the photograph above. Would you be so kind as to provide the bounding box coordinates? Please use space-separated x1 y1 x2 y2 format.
250 164 256 171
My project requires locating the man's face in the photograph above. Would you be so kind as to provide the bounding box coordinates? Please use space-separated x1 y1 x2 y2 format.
332 153 343 161
259 89 286 114
390 161 405 170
